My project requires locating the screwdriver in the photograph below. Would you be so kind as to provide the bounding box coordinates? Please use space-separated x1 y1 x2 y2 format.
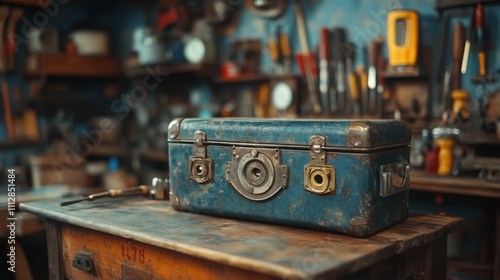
377 56 386 118
348 68 361 116
452 22 464 90
319 27 331 113
356 65 368 116
475 3 487 76
461 9 474 74
268 28 280 73
368 37 383 115
346 43 361 116
279 31 292 74
60 185 150 206
333 28 346 116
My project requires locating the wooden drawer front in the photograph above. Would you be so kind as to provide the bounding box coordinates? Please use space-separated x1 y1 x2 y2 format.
61 224 275 280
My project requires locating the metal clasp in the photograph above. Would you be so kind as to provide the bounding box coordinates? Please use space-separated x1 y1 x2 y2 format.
304 135 335 195
189 130 213 184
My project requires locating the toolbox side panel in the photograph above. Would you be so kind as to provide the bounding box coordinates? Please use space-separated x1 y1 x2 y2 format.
169 143 409 237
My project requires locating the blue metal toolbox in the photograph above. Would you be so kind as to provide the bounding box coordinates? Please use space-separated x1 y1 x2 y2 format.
167 118 411 237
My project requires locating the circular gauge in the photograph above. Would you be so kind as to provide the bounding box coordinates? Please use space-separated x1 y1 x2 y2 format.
184 37 206 64
271 81 293 111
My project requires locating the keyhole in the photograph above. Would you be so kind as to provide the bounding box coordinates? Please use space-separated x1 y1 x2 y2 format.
196 165 204 175
314 174 323 185
251 167 261 178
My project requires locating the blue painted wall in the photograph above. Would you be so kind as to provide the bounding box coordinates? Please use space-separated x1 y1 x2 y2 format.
221 0 500 117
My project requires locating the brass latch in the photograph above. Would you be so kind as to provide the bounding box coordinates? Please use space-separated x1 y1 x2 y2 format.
304 135 335 195
189 130 213 184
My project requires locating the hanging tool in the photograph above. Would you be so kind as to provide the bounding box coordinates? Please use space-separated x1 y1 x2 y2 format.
451 21 469 121
387 10 419 72
356 66 368 116
461 9 474 74
0 6 13 140
6 8 22 71
319 27 331 114
376 56 386 118
333 28 346 116
452 22 464 91
368 37 383 115
295 2 321 114
60 185 150 206
475 3 487 76
279 31 292 74
345 43 360 116
267 27 281 73
440 67 452 114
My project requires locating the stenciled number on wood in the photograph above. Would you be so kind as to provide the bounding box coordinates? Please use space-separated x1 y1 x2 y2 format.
120 243 145 264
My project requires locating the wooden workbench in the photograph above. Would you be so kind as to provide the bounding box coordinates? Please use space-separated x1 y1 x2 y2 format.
410 169 500 279
21 197 464 280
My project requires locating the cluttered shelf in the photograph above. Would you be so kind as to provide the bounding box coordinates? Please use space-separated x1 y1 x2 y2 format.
410 169 500 199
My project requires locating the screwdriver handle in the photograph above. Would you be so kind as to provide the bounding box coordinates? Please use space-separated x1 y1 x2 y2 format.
475 3 484 29
333 28 345 61
280 33 291 58
319 27 331 60
377 56 386 86
268 38 279 62
349 72 360 101
475 3 487 76
356 66 368 91
369 39 383 67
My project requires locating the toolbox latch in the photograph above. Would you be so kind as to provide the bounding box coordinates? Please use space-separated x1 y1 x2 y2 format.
189 130 213 184
304 135 336 195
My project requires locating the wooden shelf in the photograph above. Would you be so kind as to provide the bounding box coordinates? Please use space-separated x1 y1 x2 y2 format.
213 73 298 84
382 71 429 79
436 0 499 10
25 54 121 78
124 63 217 78
0 0 51 7
410 169 500 199
140 150 168 163
0 139 40 149
89 145 125 158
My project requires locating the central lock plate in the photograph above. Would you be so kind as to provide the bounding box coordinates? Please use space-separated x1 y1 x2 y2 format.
226 147 288 201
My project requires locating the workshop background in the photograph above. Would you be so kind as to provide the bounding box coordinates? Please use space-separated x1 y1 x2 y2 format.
0 0 499 279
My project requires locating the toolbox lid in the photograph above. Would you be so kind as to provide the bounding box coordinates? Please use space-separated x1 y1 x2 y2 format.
168 118 411 151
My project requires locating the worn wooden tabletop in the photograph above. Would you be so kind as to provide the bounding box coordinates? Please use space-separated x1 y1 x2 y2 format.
21 197 464 279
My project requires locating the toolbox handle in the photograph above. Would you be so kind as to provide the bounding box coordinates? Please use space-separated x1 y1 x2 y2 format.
379 161 410 197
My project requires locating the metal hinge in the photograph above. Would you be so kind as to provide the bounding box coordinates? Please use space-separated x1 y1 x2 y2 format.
189 130 213 184
194 130 207 157
304 135 335 195
310 135 326 165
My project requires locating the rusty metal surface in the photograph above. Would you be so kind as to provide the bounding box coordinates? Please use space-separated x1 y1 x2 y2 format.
20 198 465 280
